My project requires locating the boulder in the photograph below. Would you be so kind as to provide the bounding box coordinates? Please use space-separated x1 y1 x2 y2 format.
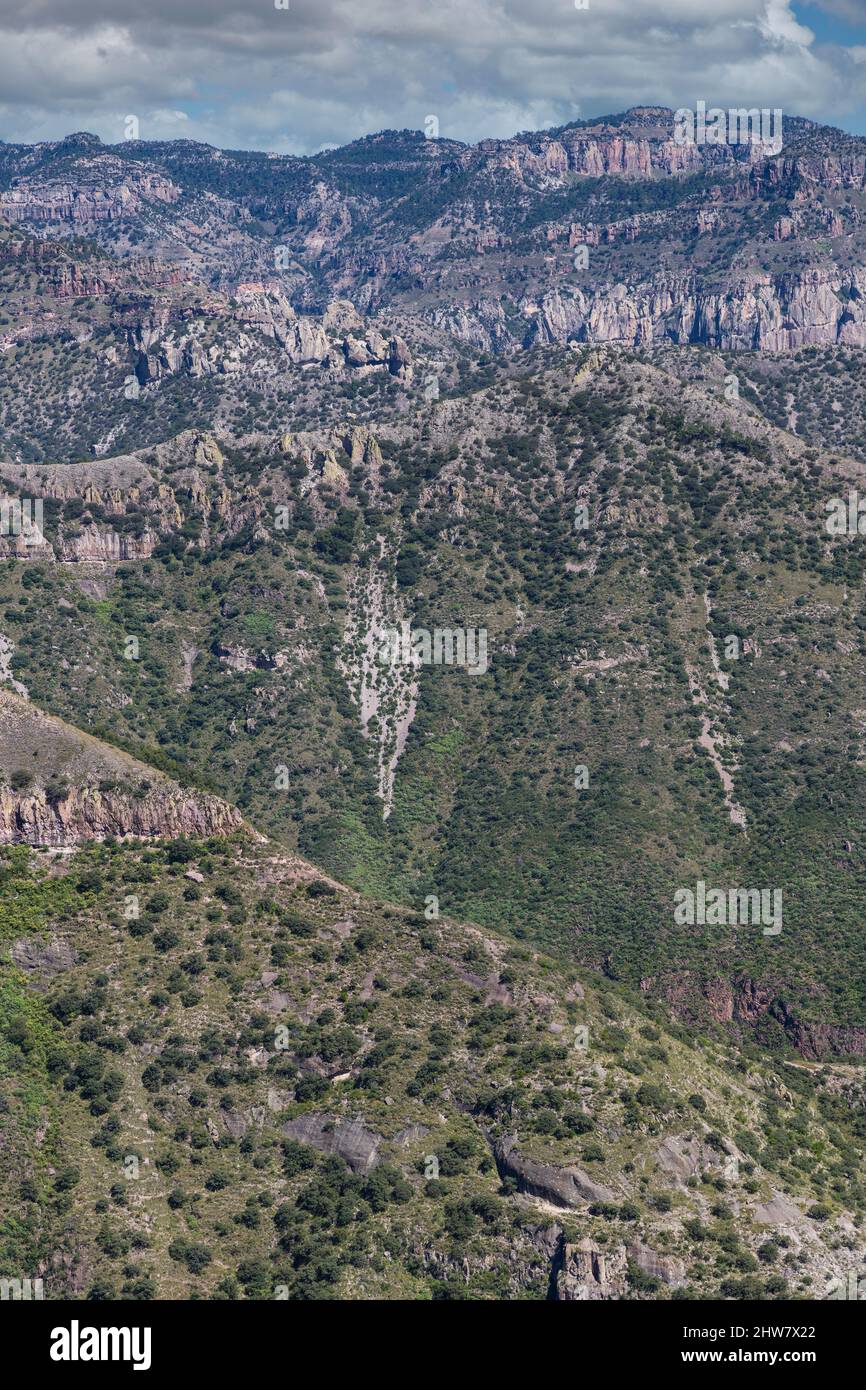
493 1134 616 1208
282 1113 383 1174
556 1238 627 1300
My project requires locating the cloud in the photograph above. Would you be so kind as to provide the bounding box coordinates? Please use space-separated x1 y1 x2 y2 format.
758 0 816 45
0 0 862 151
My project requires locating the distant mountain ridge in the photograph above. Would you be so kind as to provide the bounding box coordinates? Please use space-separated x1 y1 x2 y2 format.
2 104 866 466
1 105 864 347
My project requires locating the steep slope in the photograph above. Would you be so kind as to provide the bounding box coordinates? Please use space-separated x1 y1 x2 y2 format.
3 833 866 1301
2 349 866 1055
0 688 246 845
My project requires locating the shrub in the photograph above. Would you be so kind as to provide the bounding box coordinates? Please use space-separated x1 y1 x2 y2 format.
307 879 337 898
168 1240 212 1274
807 1203 831 1221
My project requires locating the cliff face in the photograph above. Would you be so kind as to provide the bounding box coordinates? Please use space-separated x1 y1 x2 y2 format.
643 972 866 1061
753 153 866 194
487 130 866 194
0 785 245 846
128 286 413 384
0 451 242 561
0 168 179 225
554 1237 686 1300
481 130 708 184
0 458 178 562
56 529 160 562
0 235 187 298
0 687 248 846
439 268 866 353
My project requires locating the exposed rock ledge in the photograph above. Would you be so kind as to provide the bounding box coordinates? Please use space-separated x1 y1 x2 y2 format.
281 1113 382 1174
0 785 246 847
0 687 249 845
492 1134 616 1208
554 1236 685 1300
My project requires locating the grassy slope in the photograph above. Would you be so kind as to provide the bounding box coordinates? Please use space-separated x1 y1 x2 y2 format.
2 835 866 1301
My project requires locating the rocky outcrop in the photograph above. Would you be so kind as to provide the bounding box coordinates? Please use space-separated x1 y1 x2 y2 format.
0 458 188 562
128 286 413 385
752 1192 805 1227
654 1135 739 1186
322 299 364 334
0 168 178 225
518 268 866 353
627 1241 686 1287
0 688 248 846
212 642 289 672
0 785 245 847
0 458 156 506
0 458 179 560
0 433 370 567
782 1017 866 1062
342 327 412 378
554 1237 627 1300
11 937 77 979
0 235 188 300
492 1135 616 1208
483 127 706 186
753 152 866 195
281 1113 382 1174
643 970 866 1060
60 526 159 563
340 424 384 473
553 1236 684 1299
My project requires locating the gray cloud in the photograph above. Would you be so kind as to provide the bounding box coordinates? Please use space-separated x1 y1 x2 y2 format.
0 0 863 151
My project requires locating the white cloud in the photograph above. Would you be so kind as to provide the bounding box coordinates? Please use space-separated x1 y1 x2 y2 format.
758 0 815 46
0 0 861 151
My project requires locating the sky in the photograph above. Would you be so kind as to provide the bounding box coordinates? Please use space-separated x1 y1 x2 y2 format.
0 0 864 154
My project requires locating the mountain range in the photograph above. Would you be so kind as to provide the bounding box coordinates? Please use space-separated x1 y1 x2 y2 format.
2 107 866 1303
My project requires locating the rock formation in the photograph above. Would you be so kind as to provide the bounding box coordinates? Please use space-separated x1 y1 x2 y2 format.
0 688 247 846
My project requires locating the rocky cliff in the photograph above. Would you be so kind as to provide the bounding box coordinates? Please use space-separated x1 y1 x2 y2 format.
450 267 866 353
0 688 247 845
129 285 413 384
0 162 179 225
0 783 245 847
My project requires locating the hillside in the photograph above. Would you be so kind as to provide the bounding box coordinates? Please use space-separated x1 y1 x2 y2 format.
2 347 866 1054
3 831 866 1301
3 103 866 1308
